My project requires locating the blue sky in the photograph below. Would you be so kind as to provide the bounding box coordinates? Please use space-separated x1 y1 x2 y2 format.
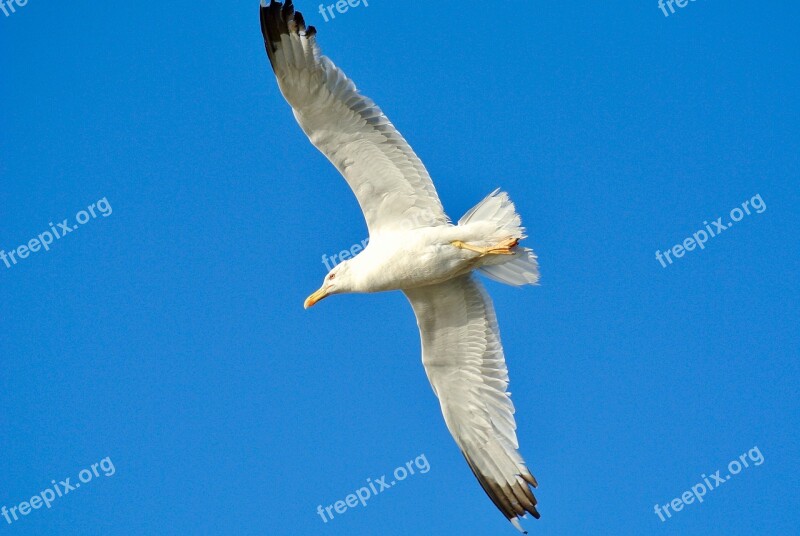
1 0 798 534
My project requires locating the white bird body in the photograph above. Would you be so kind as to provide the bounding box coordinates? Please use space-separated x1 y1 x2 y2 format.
260 2 543 532
343 220 520 292
345 227 467 292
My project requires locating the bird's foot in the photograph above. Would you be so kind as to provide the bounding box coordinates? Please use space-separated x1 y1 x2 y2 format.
451 237 519 257
484 237 520 255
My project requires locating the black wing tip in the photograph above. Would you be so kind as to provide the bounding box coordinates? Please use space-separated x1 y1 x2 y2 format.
259 0 310 43
521 470 539 488
514 503 541 520
460 451 541 529
260 0 315 69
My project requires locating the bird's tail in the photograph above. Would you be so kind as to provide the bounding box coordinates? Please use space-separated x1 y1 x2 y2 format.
459 189 540 287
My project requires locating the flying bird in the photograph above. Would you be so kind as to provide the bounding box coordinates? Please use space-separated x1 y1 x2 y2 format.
260 1 542 531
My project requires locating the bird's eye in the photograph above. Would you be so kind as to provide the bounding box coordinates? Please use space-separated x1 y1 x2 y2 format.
328 273 336 280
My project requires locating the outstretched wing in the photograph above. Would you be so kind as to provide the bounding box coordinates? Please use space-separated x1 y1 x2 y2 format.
404 275 540 532
260 0 448 236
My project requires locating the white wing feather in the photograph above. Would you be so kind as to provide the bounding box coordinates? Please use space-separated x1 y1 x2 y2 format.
404 275 540 529
260 1 447 236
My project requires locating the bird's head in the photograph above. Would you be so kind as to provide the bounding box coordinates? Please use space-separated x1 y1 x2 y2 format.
304 261 353 309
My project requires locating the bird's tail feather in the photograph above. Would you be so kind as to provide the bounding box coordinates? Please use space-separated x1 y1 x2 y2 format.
459 190 540 287
479 248 540 287
458 188 524 236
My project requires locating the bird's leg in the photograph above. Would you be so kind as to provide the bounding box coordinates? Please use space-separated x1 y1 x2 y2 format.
450 240 483 254
485 237 520 255
451 237 519 256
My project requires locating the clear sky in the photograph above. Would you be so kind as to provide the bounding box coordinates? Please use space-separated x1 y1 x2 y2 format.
1 1 798 535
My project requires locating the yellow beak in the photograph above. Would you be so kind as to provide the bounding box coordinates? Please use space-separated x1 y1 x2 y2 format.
304 287 329 309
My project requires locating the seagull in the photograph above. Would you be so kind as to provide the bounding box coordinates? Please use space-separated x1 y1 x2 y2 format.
260 1 542 531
